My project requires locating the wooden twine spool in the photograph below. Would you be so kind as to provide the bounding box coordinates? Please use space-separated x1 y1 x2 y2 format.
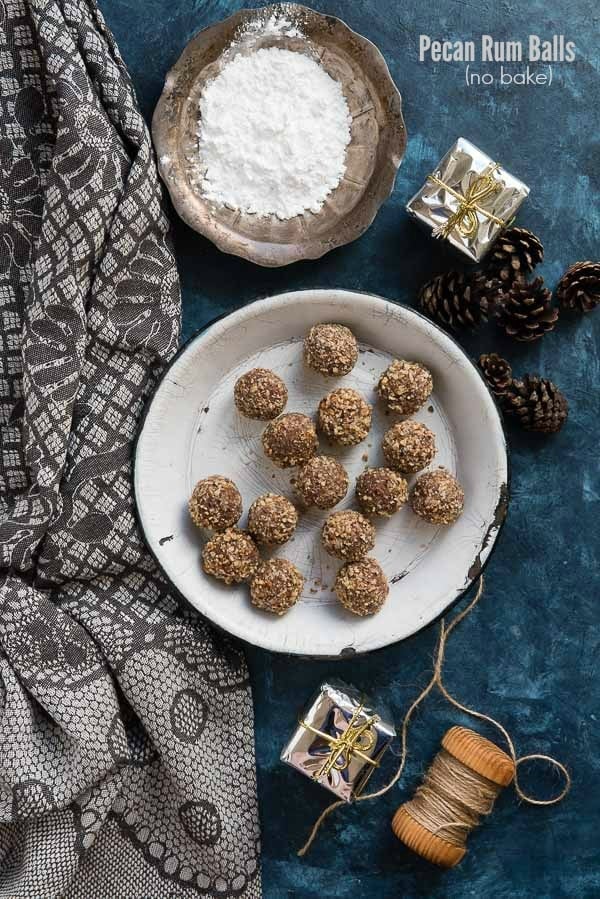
391 726 515 868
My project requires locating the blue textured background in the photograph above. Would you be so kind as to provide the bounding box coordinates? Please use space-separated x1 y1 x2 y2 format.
101 1 599 895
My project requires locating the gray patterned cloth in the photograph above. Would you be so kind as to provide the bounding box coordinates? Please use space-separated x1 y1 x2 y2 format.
0 1 261 895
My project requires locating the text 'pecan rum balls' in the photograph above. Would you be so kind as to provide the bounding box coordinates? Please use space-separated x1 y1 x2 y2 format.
247 493 298 546
334 558 389 616
250 559 304 615
234 367 288 420
262 413 318 468
294 455 349 510
355 467 408 518
201 528 260 584
321 509 375 561
318 388 372 446
377 359 433 414
303 323 358 377
382 420 436 474
411 468 465 525
189 475 243 531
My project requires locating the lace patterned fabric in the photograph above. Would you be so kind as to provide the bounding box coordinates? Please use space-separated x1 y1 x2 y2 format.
0 1 261 895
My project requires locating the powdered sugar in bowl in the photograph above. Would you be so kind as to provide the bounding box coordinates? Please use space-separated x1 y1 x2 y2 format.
152 4 406 266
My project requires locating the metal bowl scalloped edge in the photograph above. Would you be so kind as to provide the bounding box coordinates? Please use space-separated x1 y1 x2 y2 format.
152 3 407 267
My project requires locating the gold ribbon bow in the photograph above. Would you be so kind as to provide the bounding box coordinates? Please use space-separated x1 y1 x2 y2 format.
428 163 505 240
301 704 380 780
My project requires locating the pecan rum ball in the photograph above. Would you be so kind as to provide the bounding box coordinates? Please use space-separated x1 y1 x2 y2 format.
303 323 358 377
201 528 260 584
247 493 298 546
377 360 433 414
318 388 372 447
382 420 436 473
234 367 288 420
294 455 349 510
250 559 304 615
262 413 318 468
189 475 243 531
411 468 465 525
321 509 375 561
334 558 389 616
355 467 408 517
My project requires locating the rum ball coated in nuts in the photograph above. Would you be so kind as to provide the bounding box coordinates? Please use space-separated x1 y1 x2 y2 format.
303 323 358 377
189 475 243 531
411 468 465 525
318 388 372 446
355 467 408 518
321 509 375 561
377 360 433 414
234 367 288 420
250 559 304 615
248 493 298 546
201 528 260 584
295 455 349 509
334 558 389 616
262 413 318 468
382 420 436 473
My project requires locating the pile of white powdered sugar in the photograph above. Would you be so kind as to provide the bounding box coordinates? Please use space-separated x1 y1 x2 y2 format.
197 44 352 219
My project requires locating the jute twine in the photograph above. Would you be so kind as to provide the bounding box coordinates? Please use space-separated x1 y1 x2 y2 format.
402 749 502 846
298 577 571 857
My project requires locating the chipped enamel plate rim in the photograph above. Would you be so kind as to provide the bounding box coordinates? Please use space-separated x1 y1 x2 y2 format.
134 290 508 658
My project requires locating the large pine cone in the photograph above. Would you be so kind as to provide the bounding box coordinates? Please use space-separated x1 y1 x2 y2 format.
556 261 600 312
419 270 501 331
478 353 513 395
496 277 558 342
502 375 568 433
486 227 544 284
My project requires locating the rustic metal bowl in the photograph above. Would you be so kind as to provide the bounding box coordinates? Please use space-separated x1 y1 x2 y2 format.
152 4 406 266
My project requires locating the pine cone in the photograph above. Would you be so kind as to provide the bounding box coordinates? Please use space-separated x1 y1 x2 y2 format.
419 271 501 331
496 277 558 342
502 375 568 433
556 261 600 313
486 227 544 284
478 353 513 395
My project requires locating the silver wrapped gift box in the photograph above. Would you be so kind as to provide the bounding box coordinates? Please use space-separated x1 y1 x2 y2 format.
406 137 529 262
280 681 395 802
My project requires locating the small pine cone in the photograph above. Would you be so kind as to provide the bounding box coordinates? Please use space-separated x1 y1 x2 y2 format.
486 227 544 284
419 270 501 331
496 277 558 342
478 353 513 395
502 375 568 433
556 261 600 313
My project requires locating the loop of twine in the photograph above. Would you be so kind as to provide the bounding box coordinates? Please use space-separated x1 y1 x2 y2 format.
297 576 571 857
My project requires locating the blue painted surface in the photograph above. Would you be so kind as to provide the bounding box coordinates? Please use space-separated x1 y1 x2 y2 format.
101 1 599 895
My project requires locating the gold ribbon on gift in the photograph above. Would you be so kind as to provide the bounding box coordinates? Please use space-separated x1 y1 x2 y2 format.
428 163 506 240
300 704 380 780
